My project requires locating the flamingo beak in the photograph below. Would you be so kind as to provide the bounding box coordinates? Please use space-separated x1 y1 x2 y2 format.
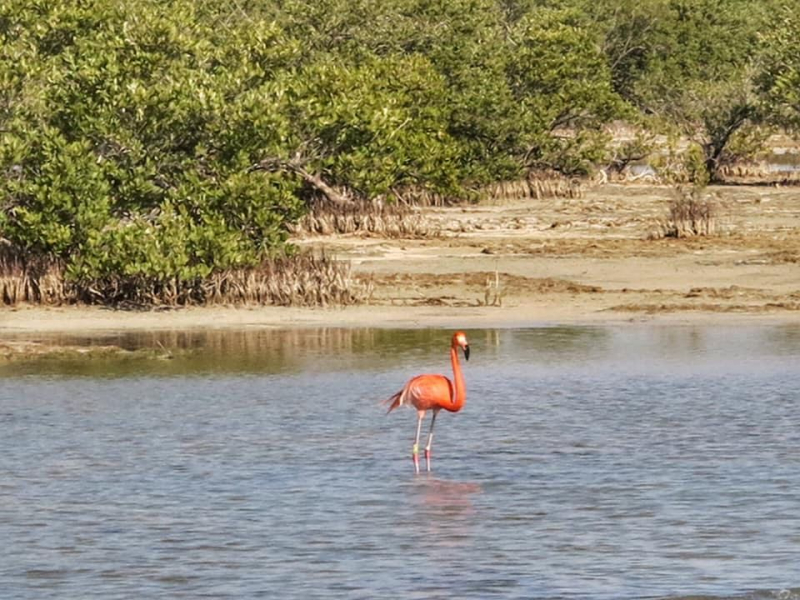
463 344 470 361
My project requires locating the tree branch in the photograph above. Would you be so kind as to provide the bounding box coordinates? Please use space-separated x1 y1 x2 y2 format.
250 154 354 207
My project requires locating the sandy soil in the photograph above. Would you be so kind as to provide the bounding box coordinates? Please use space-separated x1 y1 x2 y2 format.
304 183 800 320
2 183 799 338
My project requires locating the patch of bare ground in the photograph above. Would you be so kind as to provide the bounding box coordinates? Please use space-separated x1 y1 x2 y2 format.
610 300 800 314
298 183 800 319
608 287 800 314
470 230 800 261
367 272 602 307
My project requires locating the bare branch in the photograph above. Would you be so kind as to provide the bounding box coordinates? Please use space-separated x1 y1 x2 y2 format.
250 153 354 207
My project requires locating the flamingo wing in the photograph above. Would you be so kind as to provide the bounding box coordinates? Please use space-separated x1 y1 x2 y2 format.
399 374 454 411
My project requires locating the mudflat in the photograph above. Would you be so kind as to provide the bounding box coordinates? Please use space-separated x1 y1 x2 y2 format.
2 184 799 338
305 183 800 321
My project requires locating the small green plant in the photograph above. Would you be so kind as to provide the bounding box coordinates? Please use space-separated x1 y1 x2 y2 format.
683 144 711 187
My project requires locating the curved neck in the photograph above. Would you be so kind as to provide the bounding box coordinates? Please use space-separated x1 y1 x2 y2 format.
449 344 466 412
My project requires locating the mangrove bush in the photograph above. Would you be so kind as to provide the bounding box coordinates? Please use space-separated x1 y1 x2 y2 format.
0 0 796 304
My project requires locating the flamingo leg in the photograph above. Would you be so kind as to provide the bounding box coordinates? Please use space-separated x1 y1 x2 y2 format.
424 410 438 472
412 411 425 474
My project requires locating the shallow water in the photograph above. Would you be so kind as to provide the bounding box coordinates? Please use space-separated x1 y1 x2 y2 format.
2 325 800 599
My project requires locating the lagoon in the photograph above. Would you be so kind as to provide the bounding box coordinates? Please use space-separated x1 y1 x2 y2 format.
2 325 799 599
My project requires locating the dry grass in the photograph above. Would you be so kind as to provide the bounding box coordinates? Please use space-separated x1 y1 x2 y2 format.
482 172 584 202
389 186 458 207
201 254 373 307
289 199 438 238
1 247 372 308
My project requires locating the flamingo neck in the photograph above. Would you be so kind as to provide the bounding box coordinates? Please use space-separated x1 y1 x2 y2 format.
449 344 466 412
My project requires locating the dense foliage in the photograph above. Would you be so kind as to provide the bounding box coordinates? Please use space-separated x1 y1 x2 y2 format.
0 0 796 301
758 7 800 131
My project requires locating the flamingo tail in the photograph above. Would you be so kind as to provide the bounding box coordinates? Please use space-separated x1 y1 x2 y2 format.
382 389 404 414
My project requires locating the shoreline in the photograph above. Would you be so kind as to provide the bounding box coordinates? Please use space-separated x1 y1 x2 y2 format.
3 303 800 337
3 184 800 338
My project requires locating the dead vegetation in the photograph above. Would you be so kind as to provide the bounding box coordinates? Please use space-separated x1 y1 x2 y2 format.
289 199 438 238
1 247 372 308
649 187 721 239
481 172 585 202
0 250 68 305
393 172 586 204
290 172 585 238
200 254 373 307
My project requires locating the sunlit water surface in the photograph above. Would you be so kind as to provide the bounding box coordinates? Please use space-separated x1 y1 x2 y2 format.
2 325 800 599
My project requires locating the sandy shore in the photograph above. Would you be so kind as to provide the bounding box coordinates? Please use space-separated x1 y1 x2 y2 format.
2 184 800 336
2 298 799 336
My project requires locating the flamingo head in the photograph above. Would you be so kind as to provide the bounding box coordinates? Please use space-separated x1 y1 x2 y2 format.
453 331 470 361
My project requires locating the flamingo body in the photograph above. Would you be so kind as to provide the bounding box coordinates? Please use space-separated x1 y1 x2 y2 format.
385 374 455 413
384 331 470 473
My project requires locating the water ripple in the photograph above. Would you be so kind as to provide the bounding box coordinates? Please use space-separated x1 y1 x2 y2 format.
1 326 799 599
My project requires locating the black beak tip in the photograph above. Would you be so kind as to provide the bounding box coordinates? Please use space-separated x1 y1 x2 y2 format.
464 345 470 361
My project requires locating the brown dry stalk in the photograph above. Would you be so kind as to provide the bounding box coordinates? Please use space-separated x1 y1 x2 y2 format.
649 188 720 239
0 250 69 305
483 173 585 201
290 199 439 238
292 173 584 238
0 248 371 308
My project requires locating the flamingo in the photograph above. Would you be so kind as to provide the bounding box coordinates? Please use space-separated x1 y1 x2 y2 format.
383 331 470 473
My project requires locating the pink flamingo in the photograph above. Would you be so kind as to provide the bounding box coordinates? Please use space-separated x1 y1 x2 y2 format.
384 331 470 473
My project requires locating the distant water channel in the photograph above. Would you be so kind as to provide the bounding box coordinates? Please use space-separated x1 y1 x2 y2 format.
2 325 800 599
